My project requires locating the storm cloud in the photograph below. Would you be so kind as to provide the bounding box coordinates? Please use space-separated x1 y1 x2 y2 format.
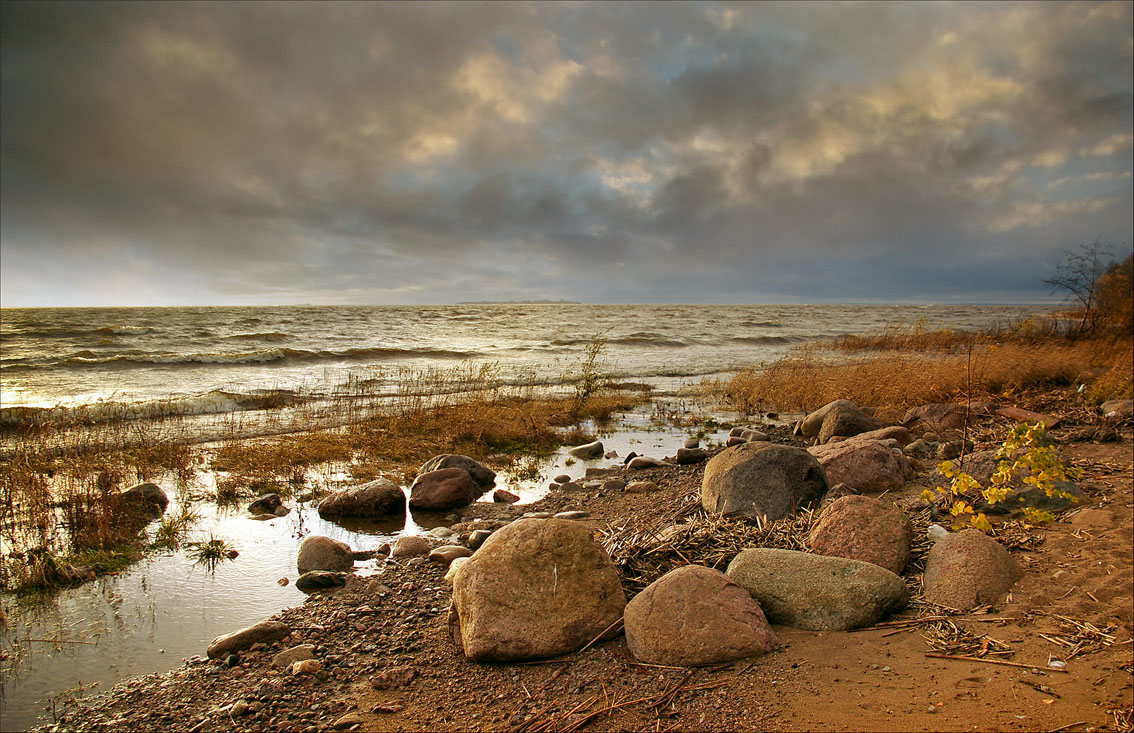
2 1 1131 306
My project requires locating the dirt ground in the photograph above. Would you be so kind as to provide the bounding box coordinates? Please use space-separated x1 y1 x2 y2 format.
36 390 1134 733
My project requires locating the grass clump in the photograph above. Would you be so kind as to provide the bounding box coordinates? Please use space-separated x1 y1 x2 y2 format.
188 535 235 571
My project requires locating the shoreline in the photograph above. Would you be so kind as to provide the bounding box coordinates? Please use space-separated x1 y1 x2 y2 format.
18 385 1133 733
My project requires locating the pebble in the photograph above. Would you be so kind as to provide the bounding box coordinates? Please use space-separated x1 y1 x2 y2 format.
553 510 588 519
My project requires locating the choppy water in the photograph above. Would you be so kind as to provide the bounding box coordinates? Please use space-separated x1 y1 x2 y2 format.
1 304 1052 416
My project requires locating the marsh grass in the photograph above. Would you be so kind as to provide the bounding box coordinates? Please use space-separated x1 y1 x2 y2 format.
725 333 1133 416
1 354 644 591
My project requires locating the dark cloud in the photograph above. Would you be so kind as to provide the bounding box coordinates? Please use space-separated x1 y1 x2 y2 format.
1 0 1131 306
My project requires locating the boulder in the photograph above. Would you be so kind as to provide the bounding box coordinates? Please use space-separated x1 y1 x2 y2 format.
553 474 572 484
683 438 700 449
318 479 405 518
901 402 996 432
120 482 169 512
567 441 604 459
207 620 290 659
675 447 709 465
295 570 348 592
808 439 912 494
739 429 769 442
419 454 496 491
726 548 908 631
493 489 520 503
297 536 353 573
408 468 479 511
602 479 627 492
701 442 828 521
391 535 432 559
624 565 776 667
450 518 626 662
818 404 886 445
808 495 913 575
429 545 473 567
800 400 858 440
923 529 1023 610
248 493 283 516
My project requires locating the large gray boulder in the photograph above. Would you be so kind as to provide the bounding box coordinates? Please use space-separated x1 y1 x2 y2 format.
808 495 913 575
317 479 405 518
923 529 1023 610
624 565 776 667
726 548 908 631
296 535 353 573
408 467 479 511
450 518 625 662
419 455 496 491
701 442 828 521
808 439 912 494
207 620 290 659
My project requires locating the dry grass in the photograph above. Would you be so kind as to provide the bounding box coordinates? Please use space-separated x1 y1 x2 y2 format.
725 337 1132 416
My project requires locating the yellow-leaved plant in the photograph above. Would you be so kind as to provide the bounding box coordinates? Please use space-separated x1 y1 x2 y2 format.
922 423 1082 531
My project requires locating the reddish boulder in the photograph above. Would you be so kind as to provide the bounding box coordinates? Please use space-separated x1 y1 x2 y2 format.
923 529 1023 610
624 565 776 666
408 468 478 511
808 495 913 575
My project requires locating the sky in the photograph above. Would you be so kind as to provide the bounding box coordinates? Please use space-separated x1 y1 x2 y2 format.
1 1 1131 307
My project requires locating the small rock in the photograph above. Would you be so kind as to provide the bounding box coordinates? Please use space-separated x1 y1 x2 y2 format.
602 479 627 492
683 438 700 449
553 474 571 484
627 456 671 470
429 545 473 567
333 713 366 730
558 482 584 491
493 489 520 503
272 644 316 668
290 659 322 676
445 556 470 582
624 481 659 493
295 571 348 592
429 526 455 538
231 701 250 717
725 436 747 447
553 510 588 520
370 666 417 689
675 447 708 464
468 529 493 549
207 621 290 660
225 653 240 668
391 535 432 559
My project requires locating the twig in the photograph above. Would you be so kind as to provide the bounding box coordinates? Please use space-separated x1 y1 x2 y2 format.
577 617 623 655
1047 722 1088 733
925 653 1069 672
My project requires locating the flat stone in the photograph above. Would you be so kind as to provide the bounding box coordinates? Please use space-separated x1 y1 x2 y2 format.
493 489 520 503
624 481 659 493
554 510 588 519
391 535 432 559
272 644 316 668
727 548 908 631
567 441 604 459
429 545 473 567
207 620 290 660
295 571 348 592
318 479 405 518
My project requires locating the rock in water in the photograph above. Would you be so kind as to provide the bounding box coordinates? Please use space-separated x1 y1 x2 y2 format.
297 536 354 573
207 620 290 659
318 478 405 517
493 489 520 503
419 455 496 491
808 495 913 575
567 441 604 459
624 565 776 666
247 493 284 515
701 442 828 521
408 468 479 511
923 529 1023 610
726 548 908 631
451 518 625 662
119 482 169 513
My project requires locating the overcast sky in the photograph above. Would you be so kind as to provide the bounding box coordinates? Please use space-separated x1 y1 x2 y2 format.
1 1 1131 307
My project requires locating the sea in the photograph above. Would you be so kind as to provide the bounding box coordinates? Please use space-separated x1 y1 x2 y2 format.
0 303 1054 420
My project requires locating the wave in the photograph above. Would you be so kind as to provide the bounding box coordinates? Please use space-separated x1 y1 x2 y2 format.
223 332 292 342
55 346 479 368
550 332 689 348
739 320 783 328
95 325 153 336
728 335 801 345
0 389 305 428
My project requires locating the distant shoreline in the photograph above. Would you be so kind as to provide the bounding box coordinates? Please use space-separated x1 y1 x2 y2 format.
455 299 581 304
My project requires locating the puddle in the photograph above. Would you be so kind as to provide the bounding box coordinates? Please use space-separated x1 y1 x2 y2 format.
0 408 766 730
